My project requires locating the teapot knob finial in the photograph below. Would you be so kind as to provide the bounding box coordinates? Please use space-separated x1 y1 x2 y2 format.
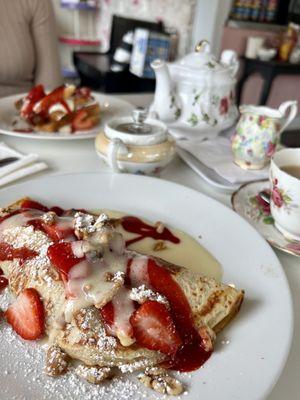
195 40 210 53
132 107 148 125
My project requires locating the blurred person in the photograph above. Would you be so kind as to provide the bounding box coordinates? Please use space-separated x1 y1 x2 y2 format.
0 0 63 98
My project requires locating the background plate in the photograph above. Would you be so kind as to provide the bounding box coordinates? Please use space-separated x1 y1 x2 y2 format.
0 93 133 140
0 173 293 400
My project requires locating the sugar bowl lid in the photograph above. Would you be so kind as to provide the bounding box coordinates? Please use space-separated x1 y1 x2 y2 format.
105 107 168 146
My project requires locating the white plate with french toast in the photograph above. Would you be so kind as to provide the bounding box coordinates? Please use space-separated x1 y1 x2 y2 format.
0 173 293 400
0 86 133 140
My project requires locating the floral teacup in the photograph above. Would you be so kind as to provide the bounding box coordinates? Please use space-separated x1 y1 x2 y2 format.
270 148 300 241
231 101 297 170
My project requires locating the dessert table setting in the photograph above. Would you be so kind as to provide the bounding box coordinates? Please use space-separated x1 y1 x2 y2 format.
0 42 300 400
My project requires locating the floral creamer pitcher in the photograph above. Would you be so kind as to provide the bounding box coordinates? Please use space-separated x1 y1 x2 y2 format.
231 101 298 169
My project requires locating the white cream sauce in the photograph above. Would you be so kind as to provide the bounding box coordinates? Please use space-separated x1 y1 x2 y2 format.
101 210 222 281
111 287 135 346
64 246 127 322
0 210 43 234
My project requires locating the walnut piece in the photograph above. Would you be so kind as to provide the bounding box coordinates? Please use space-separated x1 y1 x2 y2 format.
45 345 69 376
152 241 167 252
137 367 184 396
154 221 165 234
75 365 112 384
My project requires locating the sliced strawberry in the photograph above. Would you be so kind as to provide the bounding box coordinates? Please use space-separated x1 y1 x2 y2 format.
72 109 94 131
20 85 46 122
5 288 45 340
28 218 75 242
47 242 84 281
34 86 65 118
100 301 114 327
130 300 182 355
100 288 136 343
21 199 49 212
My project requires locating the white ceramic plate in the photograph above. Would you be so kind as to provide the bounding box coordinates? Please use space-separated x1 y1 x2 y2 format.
0 173 293 400
0 93 133 140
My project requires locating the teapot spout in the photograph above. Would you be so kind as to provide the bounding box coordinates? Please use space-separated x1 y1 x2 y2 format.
150 59 180 122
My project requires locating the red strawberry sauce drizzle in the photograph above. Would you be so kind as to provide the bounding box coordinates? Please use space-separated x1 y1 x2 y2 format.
0 243 37 291
0 267 8 292
0 242 37 262
122 258 212 372
121 216 180 247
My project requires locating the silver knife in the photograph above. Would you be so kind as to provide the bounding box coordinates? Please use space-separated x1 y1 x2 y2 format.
0 157 19 167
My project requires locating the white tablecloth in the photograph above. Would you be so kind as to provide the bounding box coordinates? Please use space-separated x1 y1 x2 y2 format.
1 93 299 400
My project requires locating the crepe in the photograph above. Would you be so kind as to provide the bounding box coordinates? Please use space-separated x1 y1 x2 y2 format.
0 198 244 377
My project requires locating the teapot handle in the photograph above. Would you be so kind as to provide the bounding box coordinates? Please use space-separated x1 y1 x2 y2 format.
278 101 298 134
221 50 239 78
107 138 128 173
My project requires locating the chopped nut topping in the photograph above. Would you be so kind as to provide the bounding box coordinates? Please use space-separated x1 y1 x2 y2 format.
41 211 56 225
138 367 184 396
74 212 96 234
155 221 165 234
104 271 125 284
152 241 167 252
75 365 112 384
45 345 69 377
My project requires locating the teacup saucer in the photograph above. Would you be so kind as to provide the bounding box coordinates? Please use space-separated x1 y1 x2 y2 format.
231 180 300 257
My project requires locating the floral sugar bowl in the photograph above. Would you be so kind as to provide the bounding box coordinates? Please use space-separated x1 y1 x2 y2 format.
95 108 176 175
150 40 239 137
231 101 298 170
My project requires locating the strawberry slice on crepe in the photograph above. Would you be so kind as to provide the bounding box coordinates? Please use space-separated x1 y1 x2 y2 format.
47 242 84 282
130 300 182 355
5 288 45 340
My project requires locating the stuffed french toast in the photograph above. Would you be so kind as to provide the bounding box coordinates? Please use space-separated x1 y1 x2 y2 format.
0 198 244 396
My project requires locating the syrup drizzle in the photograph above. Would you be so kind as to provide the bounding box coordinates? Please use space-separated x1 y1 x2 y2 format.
0 242 38 262
0 267 8 292
147 259 211 372
121 216 180 247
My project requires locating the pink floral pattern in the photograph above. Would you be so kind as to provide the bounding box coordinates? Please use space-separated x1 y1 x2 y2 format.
249 190 274 225
271 178 292 209
219 97 229 115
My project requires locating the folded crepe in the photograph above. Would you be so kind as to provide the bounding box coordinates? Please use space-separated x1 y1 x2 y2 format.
0 198 244 385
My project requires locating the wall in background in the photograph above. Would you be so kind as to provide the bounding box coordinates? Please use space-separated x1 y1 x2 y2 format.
192 0 232 55
52 0 197 57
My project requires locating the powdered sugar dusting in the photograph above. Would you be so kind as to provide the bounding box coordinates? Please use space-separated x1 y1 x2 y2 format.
130 285 169 307
0 290 167 400
1 226 51 253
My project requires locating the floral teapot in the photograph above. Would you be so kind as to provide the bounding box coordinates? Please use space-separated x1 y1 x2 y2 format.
150 40 239 135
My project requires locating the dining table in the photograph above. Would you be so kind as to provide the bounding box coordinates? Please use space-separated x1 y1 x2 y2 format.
1 93 299 400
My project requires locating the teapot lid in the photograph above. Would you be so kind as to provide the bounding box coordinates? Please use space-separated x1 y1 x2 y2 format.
105 107 168 146
176 41 224 72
